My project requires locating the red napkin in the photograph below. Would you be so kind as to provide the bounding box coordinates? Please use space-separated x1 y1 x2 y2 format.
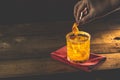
51 46 106 72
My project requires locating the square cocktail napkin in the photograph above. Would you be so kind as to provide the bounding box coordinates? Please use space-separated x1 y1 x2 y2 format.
51 46 106 72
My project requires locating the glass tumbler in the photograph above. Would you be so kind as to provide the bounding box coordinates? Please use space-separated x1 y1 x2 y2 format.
66 31 91 63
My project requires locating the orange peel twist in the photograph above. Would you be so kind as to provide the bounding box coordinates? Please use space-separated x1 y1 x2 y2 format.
72 23 79 35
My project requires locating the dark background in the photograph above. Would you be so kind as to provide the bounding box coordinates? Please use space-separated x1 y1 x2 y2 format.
0 0 78 24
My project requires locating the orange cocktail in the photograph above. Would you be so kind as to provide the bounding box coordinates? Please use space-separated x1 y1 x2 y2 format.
66 23 90 63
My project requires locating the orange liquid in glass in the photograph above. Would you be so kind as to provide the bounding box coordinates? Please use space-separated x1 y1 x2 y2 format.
66 23 90 63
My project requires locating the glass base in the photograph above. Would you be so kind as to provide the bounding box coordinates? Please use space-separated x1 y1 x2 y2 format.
67 57 88 63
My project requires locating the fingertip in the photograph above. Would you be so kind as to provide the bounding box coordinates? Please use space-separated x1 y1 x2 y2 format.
76 19 84 25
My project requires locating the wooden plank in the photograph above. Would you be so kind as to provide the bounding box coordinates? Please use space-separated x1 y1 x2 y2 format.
0 11 119 77
0 22 120 59
0 53 119 78
0 22 70 60
0 58 77 78
95 53 120 70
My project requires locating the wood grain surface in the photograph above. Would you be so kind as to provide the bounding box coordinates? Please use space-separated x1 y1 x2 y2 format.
0 11 119 78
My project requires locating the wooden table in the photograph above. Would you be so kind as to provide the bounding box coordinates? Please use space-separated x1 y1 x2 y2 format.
0 11 120 78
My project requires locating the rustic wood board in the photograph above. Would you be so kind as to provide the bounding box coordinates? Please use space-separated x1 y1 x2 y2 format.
0 22 120 59
0 11 119 78
0 53 119 78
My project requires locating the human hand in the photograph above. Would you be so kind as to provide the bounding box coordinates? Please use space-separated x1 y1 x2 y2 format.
74 0 120 25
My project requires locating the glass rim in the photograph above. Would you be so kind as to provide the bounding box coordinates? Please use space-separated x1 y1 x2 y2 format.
66 31 91 42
